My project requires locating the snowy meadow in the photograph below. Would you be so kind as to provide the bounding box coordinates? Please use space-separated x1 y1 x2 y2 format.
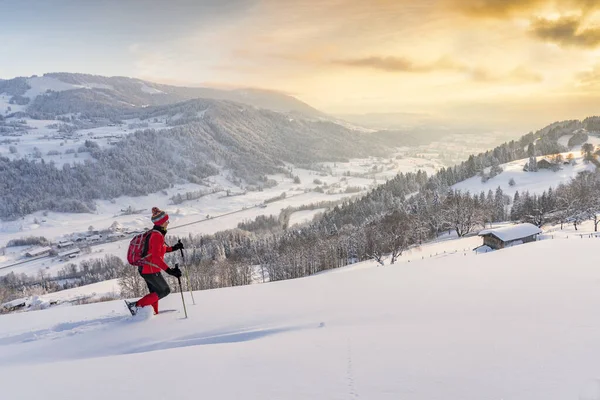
2 237 600 399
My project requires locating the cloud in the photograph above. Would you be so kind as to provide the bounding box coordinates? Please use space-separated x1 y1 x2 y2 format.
451 0 547 17
576 65 600 87
508 66 544 83
470 66 543 83
450 0 599 18
334 54 543 84
530 16 600 48
333 55 466 73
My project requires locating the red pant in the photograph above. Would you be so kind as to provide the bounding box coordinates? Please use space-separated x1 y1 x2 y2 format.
136 271 171 314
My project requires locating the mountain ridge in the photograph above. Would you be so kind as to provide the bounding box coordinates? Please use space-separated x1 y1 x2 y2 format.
0 72 324 118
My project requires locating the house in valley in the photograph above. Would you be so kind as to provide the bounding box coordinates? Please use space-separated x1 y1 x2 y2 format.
24 246 52 257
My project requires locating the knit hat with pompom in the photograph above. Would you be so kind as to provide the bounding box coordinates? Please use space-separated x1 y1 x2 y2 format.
151 207 169 226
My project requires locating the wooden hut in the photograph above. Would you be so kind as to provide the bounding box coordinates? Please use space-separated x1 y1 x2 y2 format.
478 223 542 250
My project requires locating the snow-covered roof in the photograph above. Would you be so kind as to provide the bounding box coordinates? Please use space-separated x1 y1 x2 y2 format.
25 246 52 256
478 223 542 242
57 248 80 257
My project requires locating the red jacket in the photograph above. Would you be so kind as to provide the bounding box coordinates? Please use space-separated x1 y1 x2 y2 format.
140 229 174 274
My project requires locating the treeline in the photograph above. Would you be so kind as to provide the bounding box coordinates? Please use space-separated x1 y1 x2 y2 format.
0 255 125 305
157 186 508 290
6 236 50 247
511 170 600 230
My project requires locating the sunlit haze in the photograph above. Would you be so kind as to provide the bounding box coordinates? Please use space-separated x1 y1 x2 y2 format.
3 0 600 130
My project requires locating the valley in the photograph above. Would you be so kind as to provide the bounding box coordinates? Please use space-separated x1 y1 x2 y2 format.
1 76 599 300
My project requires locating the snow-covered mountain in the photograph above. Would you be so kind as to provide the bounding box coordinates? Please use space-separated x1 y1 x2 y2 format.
0 73 324 118
0 86 390 220
2 230 600 399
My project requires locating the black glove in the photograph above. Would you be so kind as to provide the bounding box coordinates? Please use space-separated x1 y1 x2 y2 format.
171 242 184 251
165 267 182 278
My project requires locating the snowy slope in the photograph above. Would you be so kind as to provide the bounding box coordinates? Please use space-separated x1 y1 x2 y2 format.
39 279 120 302
453 152 595 197
0 94 27 116
23 76 81 98
0 117 170 164
2 238 600 399
288 209 326 227
558 134 600 150
2 279 121 311
140 83 164 94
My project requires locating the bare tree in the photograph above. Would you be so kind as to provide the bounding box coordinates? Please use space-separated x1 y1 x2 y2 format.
118 267 146 298
443 190 479 237
365 225 387 266
379 211 415 264
569 171 600 231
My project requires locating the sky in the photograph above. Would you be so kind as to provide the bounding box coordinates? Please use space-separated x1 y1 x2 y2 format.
2 0 600 129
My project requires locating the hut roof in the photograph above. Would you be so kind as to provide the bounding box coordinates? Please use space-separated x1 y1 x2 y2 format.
478 223 542 242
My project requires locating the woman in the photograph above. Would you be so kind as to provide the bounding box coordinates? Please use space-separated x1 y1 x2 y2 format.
126 207 183 315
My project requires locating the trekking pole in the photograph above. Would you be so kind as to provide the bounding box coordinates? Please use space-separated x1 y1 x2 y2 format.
175 267 188 319
178 240 196 305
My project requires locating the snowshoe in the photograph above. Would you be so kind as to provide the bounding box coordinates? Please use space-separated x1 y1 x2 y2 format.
124 300 138 316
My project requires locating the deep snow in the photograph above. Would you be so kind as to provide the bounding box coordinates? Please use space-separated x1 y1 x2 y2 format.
2 238 600 399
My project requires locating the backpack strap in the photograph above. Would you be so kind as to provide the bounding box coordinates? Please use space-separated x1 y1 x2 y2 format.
140 230 154 262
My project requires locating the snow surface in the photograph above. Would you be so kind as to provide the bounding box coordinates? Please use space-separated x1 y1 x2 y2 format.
41 279 120 302
288 209 326 227
140 84 164 94
558 134 600 150
559 134 574 148
2 238 600 399
0 117 170 165
2 279 121 312
22 76 113 99
453 152 595 197
24 76 80 98
479 223 542 242
0 94 27 116
320 154 444 178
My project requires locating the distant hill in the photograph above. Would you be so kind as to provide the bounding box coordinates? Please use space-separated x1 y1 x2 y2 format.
0 96 388 219
0 73 324 118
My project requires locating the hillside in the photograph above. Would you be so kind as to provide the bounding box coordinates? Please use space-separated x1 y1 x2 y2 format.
452 151 597 197
0 97 388 219
2 237 600 399
0 73 323 118
315 117 600 232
